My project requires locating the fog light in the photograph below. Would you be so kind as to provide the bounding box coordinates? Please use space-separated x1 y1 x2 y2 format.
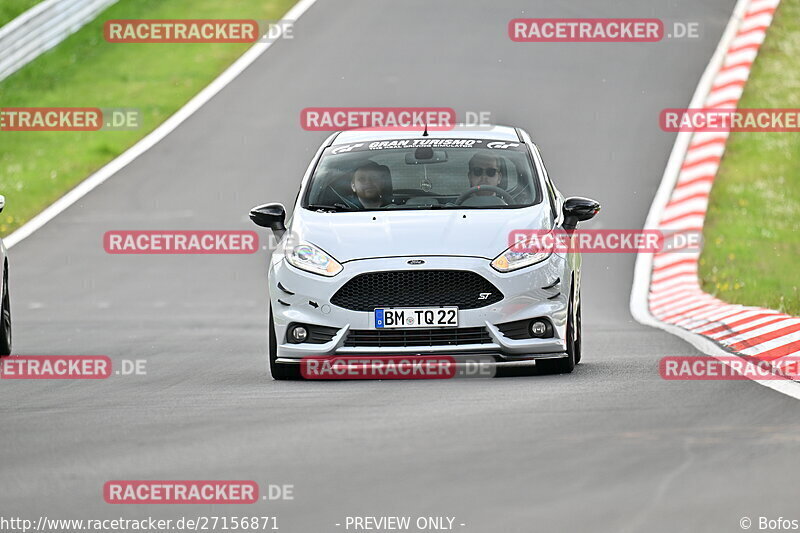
530 320 547 337
290 325 308 343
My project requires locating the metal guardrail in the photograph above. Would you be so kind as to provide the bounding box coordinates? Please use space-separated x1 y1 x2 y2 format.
0 0 118 82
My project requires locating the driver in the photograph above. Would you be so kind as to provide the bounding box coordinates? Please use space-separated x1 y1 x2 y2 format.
351 161 391 209
467 153 503 197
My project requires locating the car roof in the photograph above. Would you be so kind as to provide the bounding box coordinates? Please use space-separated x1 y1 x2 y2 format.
331 124 522 145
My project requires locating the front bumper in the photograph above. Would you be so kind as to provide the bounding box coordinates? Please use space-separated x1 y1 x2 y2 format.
269 254 571 363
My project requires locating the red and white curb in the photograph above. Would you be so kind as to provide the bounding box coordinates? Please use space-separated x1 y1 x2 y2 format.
631 0 800 396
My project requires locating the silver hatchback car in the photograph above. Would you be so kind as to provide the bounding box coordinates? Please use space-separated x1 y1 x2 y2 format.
250 126 599 379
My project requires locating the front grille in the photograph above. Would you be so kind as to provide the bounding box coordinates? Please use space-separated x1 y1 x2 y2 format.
496 320 531 340
344 327 492 347
331 270 503 311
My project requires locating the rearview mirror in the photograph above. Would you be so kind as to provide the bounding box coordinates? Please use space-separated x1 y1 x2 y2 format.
250 203 286 234
405 149 448 165
562 197 600 230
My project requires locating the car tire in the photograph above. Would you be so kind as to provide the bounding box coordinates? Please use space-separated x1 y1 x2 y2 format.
0 263 12 356
537 283 577 375
268 306 302 381
574 298 582 365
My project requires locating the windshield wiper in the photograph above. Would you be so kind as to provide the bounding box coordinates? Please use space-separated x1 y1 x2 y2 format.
305 203 354 212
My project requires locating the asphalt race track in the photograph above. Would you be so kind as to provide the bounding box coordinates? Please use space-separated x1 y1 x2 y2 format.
3 1 799 531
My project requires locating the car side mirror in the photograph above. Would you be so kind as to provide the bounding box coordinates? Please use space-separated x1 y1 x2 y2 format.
250 203 286 233
0 195 5 214
562 196 600 230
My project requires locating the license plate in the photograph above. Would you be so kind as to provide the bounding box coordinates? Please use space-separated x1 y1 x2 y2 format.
375 307 458 328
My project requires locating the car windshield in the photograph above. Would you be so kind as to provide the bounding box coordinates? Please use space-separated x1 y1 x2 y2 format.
302 138 542 211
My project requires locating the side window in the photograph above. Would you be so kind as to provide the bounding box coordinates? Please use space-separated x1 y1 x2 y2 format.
533 145 558 220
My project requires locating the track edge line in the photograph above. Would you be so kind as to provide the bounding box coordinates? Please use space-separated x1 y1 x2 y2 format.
3 0 320 249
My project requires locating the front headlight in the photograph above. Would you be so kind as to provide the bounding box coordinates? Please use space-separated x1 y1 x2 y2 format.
285 242 343 277
490 247 551 272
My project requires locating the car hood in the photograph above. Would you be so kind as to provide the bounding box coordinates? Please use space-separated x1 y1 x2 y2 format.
289 205 551 262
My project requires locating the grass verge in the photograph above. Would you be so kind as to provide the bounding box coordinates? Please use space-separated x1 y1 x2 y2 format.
699 0 800 315
0 0 295 235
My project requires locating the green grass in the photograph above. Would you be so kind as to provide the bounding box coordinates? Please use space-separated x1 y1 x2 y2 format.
0 0 295 235
0 0 42 27
699 0 800 315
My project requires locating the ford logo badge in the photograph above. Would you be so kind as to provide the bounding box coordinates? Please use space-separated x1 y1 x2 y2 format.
407 259 425 265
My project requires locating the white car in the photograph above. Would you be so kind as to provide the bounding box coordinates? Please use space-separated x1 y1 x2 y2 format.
0 195 11 356
250 126 599 379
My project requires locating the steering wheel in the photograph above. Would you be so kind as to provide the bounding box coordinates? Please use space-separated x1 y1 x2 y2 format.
455 185 514 205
